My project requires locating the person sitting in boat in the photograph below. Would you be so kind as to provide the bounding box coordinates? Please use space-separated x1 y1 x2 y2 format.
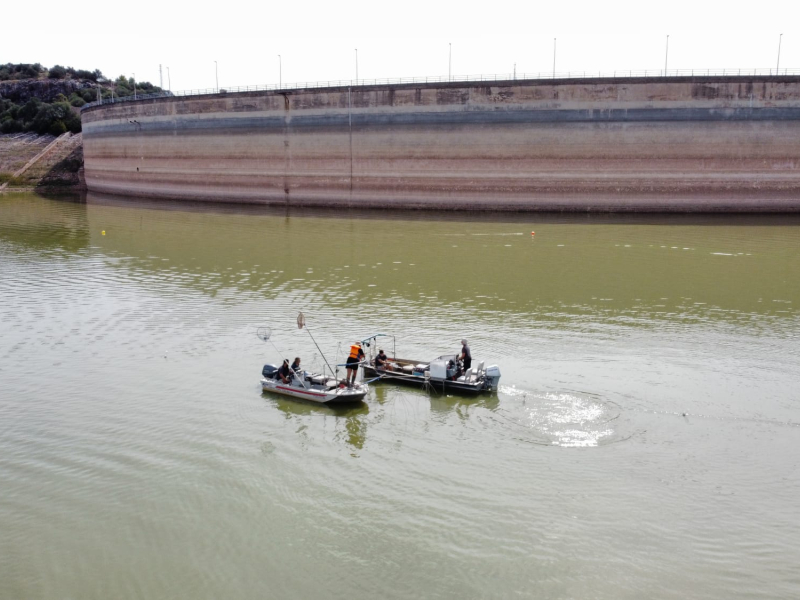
346 343 365 386
277 359 292 384
290 356 301 374
375 349 390 370
448 358 459 380
460 339 472 371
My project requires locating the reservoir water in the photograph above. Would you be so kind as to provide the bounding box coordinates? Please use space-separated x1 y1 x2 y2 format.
2 192 799 599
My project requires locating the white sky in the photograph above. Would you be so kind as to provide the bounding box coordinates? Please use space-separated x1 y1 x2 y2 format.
3 0 799 92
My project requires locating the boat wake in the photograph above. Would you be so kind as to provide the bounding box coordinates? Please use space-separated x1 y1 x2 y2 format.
493 385 636 447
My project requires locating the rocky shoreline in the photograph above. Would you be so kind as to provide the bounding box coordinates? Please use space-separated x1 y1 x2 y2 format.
0 132 85 192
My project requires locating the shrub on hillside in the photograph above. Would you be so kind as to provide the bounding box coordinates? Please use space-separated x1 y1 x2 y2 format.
31 102 73 135
49 65 67 79
0 118 24 133
19 98 41 121
64 111 81 133
48 120 67 136
73 69 97 81
0 63 43 80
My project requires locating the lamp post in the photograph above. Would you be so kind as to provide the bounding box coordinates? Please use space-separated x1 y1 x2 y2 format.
167 66 171 92
214 60 218 92
553 38 556 78
777 33 783 75
132 73 136 99
449 42 452 81
278 55 281 88
355 48 358 83
665 34 669 76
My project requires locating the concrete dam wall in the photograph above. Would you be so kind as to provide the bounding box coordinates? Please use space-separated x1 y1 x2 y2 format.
81 77 800 211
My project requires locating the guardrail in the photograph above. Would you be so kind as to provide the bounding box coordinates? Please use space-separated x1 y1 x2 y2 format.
82 67 800 110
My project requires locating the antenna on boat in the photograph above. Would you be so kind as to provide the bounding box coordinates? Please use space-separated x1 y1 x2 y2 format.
297 312 336 378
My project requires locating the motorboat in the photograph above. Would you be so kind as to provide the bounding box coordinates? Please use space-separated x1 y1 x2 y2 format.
261 364 368 404
257 315 369 405
359 334 501 395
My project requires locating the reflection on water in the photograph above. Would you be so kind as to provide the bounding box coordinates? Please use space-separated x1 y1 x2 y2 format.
496 386 628 447
265 392 370 453
2 192 800 600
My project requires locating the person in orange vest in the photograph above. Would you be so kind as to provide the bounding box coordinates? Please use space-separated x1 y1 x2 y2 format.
345 342 365 386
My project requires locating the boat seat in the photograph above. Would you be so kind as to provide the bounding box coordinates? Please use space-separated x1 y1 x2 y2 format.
310 374 327 385
457 368 478 383
402 365 414 374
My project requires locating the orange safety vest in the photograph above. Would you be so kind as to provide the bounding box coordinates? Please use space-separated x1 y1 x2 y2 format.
348 344 362 359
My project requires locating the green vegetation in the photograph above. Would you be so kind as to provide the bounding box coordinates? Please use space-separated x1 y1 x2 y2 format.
0 63 103 82
0 63 44 80
0 173 26 186
0 97 82 135
0 63 163 135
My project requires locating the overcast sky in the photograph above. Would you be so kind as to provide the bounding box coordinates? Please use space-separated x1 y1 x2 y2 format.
4 0 799 92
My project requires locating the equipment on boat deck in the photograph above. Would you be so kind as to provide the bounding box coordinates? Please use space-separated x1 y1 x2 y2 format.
360 333 501 395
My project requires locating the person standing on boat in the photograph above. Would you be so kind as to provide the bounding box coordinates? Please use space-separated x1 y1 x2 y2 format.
277 359 292 384
346 343 365 386
460 339 472 371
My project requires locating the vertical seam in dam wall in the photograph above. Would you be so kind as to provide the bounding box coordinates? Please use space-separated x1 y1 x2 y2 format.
348 87 353 198
80 78 800 210
282 93 290 204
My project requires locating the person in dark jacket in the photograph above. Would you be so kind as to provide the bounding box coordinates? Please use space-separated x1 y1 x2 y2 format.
375 349 390 370
277 359 292 383
460 339 472 370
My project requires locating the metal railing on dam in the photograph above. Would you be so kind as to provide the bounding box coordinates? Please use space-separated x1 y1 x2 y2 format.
82 67 800 110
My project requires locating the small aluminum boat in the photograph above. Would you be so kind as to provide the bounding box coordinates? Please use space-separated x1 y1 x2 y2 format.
257 315 369 405
261 364 368 404
359 334 501 395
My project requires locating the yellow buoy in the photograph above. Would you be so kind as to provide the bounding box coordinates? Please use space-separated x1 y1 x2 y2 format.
102 230 106 235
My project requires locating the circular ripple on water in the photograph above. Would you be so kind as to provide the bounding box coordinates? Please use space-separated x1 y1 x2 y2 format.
491 385 635 447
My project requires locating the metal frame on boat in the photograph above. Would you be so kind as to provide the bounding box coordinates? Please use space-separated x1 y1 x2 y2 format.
359 333 501 395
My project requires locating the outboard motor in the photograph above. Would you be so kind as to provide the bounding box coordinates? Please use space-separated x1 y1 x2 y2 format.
262 364 279 379
484 365 501 391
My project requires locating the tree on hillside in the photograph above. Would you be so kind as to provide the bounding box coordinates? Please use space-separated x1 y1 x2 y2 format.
49 65 67 79
111 75 162 98
0 63 43 80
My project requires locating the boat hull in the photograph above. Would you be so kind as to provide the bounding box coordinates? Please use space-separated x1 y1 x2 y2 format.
261 378 368 404
363 365 488 396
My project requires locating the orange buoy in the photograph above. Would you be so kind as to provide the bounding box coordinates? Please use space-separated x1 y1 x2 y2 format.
531 231 535 236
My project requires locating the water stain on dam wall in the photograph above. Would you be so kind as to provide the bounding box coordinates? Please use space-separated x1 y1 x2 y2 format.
81 77 800 211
